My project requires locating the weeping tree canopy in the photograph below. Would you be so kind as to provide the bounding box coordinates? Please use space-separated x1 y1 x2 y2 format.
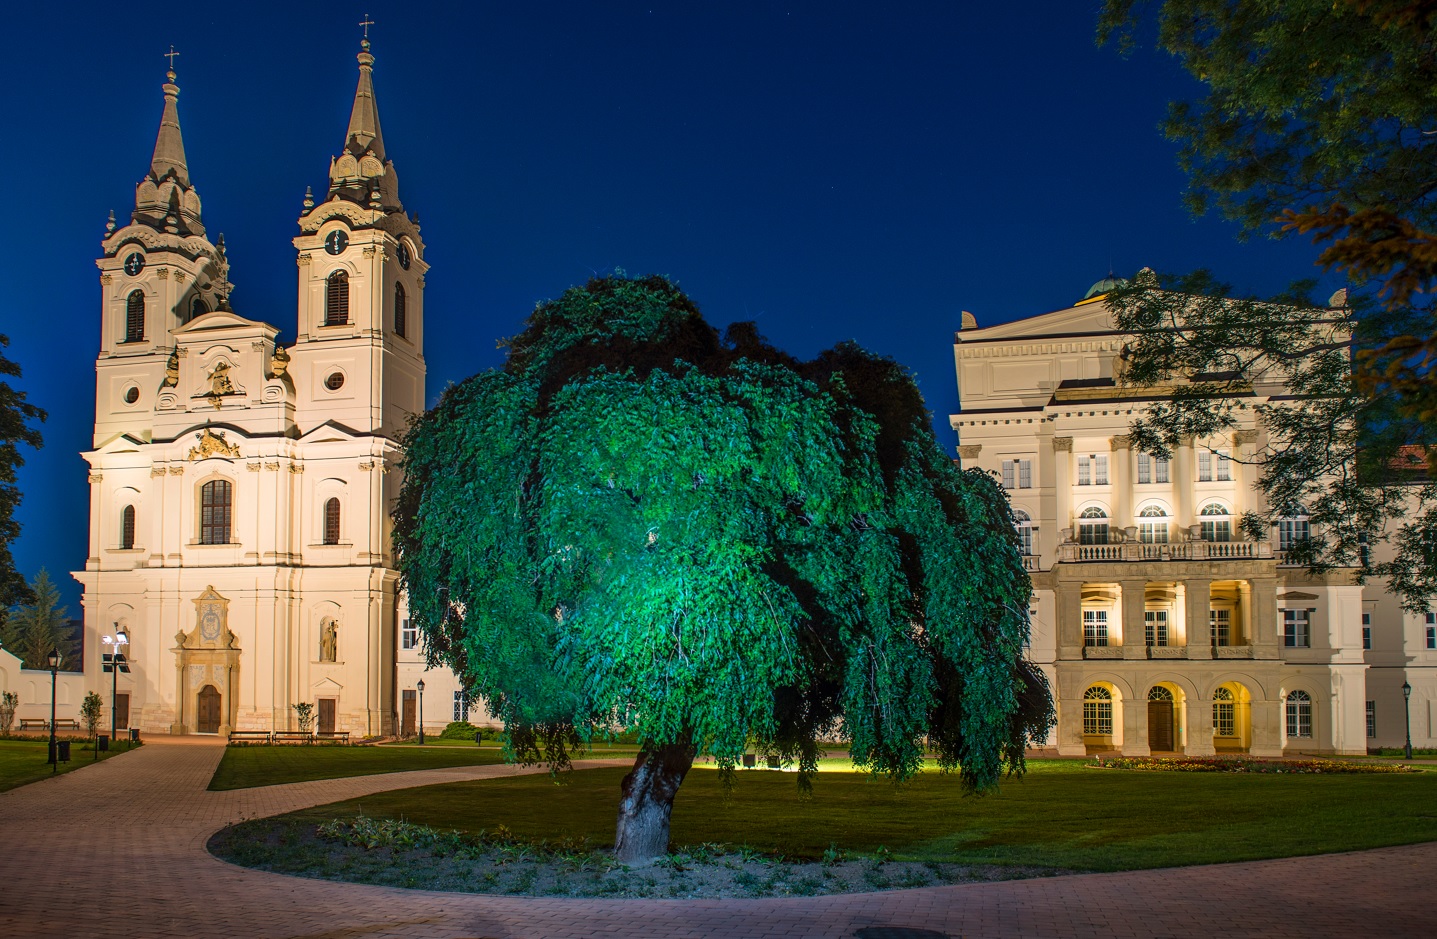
394 275 1051 859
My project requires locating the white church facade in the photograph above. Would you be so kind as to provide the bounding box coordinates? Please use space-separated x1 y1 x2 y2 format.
73 43 465 737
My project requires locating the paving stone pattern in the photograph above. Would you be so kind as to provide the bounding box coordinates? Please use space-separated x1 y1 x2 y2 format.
0 737 1433 938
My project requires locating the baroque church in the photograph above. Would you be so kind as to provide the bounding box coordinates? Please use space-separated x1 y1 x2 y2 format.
74 41 460 737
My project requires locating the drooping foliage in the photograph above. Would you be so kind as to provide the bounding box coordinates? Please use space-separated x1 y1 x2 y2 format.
0 334 45 632
394 275 1051 788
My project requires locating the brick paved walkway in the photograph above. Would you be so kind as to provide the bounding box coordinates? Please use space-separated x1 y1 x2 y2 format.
0 736 1433 938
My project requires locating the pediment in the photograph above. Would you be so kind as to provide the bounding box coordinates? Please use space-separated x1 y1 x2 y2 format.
962 300 1117 342
312 676 344 693
298 420 363 444
174 309 277 337
1278 591 1320 601
94 432 149 454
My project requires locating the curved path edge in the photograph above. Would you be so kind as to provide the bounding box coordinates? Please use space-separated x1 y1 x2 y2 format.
0 736 1433 938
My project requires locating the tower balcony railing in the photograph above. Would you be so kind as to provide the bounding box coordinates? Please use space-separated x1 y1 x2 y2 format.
1057 540 1273 564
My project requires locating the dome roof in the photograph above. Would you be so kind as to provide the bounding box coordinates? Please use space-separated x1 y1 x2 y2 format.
1082 275 1126 300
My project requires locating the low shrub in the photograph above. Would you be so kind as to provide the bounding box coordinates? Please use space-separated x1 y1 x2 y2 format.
440 721 483 741
1089 755 1416 774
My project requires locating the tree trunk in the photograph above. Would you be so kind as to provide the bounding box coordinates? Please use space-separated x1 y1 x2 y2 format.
613 743 696 864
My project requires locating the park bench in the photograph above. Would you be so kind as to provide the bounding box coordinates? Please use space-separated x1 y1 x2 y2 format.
272 732 316 745
227 730 272 745
52 719 80 731
18 718 47 731
316 731 351 744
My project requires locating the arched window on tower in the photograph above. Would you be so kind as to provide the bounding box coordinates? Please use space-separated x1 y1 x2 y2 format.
199 479 233 545
325 271 349 326
394 282 407 338
120 505 136 550
323 497 341 545
125 291 145 343
190 296 208 322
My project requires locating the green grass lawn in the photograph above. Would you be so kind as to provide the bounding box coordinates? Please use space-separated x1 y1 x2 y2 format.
273 760 1437 871
207 740 641 791
0 738 141 792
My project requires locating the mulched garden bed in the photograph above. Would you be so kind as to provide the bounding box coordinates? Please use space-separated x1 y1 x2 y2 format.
209 814 1068 898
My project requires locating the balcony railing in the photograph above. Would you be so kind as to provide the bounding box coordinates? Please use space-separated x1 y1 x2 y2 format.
1071 643 1255 660
1022 555 1043 572
1057 540 1274 563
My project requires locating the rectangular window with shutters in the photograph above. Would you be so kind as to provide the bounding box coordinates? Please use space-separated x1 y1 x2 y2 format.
1001 460 1015 490
1155 457 1169 483
1198 451 1213 481
1094 455 1108 485
1217 449 1232 481
1137 453 1151 484
1077 456 1091 486
1083 609 1109 646
1018 459 1032 489
1283 609 1311 648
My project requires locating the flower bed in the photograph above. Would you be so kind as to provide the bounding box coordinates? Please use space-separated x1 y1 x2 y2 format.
1088 755 1416 774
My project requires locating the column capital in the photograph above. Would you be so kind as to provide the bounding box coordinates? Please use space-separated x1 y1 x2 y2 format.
956 444 982 460
1053 436 1073 452
1110 434 1131 450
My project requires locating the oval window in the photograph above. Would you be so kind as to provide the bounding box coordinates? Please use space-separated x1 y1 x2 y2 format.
324 372 345 391
123 386 140 404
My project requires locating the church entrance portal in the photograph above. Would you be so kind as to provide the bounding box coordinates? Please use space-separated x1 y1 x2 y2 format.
318 698 336 735
1147 686 1176 752
197 685 222 734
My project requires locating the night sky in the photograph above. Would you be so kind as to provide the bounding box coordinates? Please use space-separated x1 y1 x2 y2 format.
4 3 1336 610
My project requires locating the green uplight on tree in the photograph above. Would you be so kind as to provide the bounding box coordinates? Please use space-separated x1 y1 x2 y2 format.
394 274 1052 864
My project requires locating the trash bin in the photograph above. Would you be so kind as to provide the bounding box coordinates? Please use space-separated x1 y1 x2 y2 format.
57 740 71 762
129 728 140 743
97 734 109 752
742 753 756 768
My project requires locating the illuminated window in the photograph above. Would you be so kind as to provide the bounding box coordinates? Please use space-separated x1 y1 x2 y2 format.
1078 506 1109 545
1083 609 1109 647
1210 608 1231 646
1138 505 1168 544
1278 505 1310 552
199 480 232 545
1198 450 1212 482
1076 456 1091 486
1145 610 1169 646
1013 510 1035 556
1285 690 1312 738
1283 609 1311 648
1083 686 1113 735
1217 449 1232 481
1199 502 1231 542
1213 687 1236 737
1137 453 1170 484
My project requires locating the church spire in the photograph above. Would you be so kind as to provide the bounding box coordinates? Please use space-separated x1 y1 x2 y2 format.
323 28 403 214
132 50 205 237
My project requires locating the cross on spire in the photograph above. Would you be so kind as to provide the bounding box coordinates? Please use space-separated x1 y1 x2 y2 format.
164 45 180 73
359 14 375 39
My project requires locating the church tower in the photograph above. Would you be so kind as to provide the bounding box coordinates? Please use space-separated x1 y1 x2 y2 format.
289 36 427 439
93 62 228 446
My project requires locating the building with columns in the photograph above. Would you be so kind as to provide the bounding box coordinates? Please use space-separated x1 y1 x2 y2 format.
950 277 1424 758
72 42 467 737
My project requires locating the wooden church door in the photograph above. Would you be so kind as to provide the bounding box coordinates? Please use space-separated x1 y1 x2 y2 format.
197 685 221 734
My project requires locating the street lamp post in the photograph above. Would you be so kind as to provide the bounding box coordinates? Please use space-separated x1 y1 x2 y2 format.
1402 680 1413 760
416 679 425 745
47 649 60 773
102 631 129 745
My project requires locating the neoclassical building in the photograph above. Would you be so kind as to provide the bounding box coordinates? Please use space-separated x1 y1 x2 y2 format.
73 43 465 737
952 278 1432 757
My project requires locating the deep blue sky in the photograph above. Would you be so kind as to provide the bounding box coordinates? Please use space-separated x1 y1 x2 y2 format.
4 3 1335 611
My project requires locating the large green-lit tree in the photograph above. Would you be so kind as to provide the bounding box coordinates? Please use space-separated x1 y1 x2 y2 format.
0 334 45 632
1098 0 1437 606
394 275 1052 863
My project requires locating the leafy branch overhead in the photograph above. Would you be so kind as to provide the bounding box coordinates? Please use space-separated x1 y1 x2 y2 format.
393 274 1052 862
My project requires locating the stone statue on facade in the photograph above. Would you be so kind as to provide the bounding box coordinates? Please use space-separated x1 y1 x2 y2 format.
319 618 338 662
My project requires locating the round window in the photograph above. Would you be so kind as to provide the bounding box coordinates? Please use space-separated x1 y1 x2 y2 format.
324 372 345 391
123 386 140 404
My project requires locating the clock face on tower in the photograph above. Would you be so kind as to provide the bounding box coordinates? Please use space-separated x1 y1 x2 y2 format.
123 253 145 276
324 230 349 255
396 242 411 269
